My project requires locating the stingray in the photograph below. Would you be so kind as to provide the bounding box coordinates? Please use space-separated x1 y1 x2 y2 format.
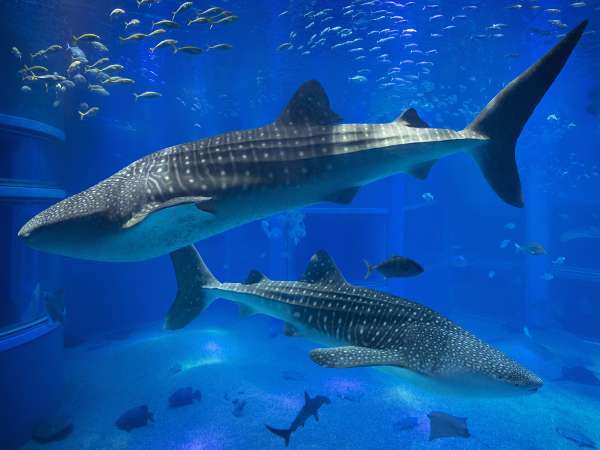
427 411 470 441
555 366 600 386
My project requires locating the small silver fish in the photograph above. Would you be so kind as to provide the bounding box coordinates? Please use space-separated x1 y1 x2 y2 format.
78 106 99 120
134 91 161 101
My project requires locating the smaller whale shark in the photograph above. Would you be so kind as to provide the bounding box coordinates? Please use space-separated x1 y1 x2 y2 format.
165 246 543 396
266 391 331 447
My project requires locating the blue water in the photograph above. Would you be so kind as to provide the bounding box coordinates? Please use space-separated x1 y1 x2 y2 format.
1 0 599 449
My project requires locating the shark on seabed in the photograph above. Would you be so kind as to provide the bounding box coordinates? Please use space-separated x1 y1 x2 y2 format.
18 22 588 262
165 246 543 396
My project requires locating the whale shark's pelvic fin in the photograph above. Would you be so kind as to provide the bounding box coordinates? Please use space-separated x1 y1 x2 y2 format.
310 346 406 368
408 161 436 180
324 186 360 204
276 80 342 126
467 20 587 208
164 245 219 330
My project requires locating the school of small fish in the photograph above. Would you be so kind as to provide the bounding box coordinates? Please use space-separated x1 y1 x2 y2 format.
274 0 597 110
10 1 238 120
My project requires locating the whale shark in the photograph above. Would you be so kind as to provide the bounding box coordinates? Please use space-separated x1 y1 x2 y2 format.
18 21 587 262
164 246 543 395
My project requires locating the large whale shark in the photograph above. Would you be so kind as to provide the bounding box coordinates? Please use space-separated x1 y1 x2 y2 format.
165 246 543 396
18 21 587 261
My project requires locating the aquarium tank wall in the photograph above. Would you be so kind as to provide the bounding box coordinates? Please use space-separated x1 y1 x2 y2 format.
0 0 599 449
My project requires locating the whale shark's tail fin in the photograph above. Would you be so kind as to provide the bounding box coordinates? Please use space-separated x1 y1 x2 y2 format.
467 20 587 207
266 425 292 447
164 245 220 330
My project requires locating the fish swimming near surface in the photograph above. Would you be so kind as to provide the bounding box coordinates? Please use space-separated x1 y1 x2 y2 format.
168 387 201 407
18 22 588 262
134 91 162 101
162 246 543 396
364 255 424 279
266 391 331 447
78 106 99 120
115 405 154 431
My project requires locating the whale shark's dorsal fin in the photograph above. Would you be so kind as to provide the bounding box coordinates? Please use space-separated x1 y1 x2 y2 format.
395 108 429 128
301 250 347 285
244 270 269 284
276 80 342 126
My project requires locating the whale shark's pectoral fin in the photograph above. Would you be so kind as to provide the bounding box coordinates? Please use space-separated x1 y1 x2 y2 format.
310 346 406 368
122 196 214 229
324 186 360 204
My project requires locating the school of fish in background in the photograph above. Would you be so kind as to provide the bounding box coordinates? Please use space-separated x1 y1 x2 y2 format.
10 0 236 120
275 0 598 91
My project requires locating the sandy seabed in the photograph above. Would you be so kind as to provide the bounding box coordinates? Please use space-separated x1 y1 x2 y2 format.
21 310 600 450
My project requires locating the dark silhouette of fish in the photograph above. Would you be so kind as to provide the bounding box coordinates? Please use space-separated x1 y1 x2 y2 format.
514 241 546 256
555 366 600 386
232 398 247 417
266 392 331 446
168 387 201 407
393 416 419 432
115 405 154 431
364 255 424 279
427 411 470 441
32 416 73 443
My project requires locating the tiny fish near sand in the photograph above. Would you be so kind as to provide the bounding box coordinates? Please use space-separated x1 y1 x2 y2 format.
115 405 154 431
169 387 201 407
